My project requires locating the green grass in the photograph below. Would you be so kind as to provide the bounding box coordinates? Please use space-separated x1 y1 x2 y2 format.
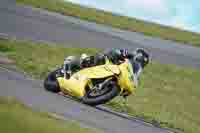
106 62 200 133
0 39 99 79
0 97 97 133
16 0 200 47
1 39 200 133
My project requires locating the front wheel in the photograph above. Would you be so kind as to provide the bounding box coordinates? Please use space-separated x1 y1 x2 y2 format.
82 81 120 106
44 68 63 93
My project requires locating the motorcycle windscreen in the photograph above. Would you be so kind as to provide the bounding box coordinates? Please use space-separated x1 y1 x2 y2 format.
73 65 120 79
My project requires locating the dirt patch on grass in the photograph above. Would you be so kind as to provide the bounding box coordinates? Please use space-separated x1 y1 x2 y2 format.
0 56 15 64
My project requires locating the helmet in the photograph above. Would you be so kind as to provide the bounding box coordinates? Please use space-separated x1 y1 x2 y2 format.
80 53 91 68
107 48 128 64
133 48 150 68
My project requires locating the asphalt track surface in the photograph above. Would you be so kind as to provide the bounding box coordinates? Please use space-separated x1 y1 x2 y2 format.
0 0 199 132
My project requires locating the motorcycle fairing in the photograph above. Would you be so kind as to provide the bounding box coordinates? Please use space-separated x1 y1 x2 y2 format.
57 64 120 98
73 64 120 79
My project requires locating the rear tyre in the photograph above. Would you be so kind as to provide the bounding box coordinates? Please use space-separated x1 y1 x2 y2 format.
44 68 62 93
82 81 120 106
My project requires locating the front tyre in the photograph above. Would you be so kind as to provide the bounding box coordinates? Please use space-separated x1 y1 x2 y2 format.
82 81 120 106
44 68 62 93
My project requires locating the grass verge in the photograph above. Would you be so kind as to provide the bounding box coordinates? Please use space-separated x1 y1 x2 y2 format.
0 97 97 133
0 38 200 133
0 38 99 79
16 0 200 47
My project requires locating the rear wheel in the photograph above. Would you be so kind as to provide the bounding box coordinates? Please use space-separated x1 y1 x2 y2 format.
82 81 120 106
44 68 63 93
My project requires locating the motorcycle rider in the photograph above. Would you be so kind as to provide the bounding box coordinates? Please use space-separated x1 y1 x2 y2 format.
94 48 150 84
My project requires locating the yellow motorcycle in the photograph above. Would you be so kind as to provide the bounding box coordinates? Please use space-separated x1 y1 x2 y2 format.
44 58 137 106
